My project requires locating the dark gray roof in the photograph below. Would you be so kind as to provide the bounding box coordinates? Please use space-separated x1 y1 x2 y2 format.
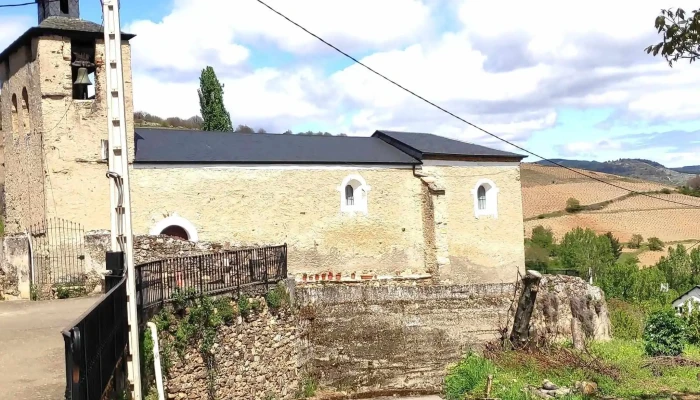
373 130 526 160
134 128 420 165
0 17 135 63
39 16 104 33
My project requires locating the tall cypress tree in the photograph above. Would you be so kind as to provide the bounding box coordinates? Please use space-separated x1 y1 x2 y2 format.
198 66 233 131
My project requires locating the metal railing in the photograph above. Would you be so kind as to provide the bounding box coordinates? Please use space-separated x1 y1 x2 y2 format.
62 275 128 400
136 244 288 317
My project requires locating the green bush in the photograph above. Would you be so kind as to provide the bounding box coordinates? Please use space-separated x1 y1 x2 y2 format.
643 309 687 356
648 237 665 251
172 288 197 313
251 299 262 313
213 297 236 325
661 188 672 194
685 308 700 345
265 284 290 312
444 353 495 400
298 376 317 398
608 299 645 340
565 197 582 213
238 296 251 318
525 245 550 273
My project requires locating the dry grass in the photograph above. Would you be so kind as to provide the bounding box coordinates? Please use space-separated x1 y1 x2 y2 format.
588 193 700 213
524 208 700 243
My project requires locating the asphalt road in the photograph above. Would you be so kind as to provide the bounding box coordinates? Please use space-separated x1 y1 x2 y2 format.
0 297 98 400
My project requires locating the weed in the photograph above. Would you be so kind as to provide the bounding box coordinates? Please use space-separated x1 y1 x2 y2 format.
213 297 236 325
444 353 495 400
30 283 38 301
238 296 251 318
265 283 290 313
297 376 317 399
251 298 263 313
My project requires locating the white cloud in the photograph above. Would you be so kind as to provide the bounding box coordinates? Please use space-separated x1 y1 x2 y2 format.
558 140 622 157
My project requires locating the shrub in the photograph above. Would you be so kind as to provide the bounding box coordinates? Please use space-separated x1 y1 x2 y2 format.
238 296 251 318
685 308 700 345
444 353 495 400
643 309 687 356
251 299 263 313
604 232 623 259
565 197 582 213
531 225 555 252
628 234 644 249
298 376 317 398
648 237 665 251
608 299 645 340
265 283 290 312
213 297 236 325
661 188 672 194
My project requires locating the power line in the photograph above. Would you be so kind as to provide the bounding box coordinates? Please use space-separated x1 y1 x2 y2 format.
253 0 700 210
0 1 35 7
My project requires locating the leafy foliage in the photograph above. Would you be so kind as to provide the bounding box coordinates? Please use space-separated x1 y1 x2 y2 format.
238 296 252 318
648 237 665 251
444 353 495 400
198 66 233 132
558 227 615 279
134 111 203 130
608 299 645 340
531 225 556 253
604 232 623 259
646 8 700 66
657 244 696 294
565 197 582 213
628 234 644 249
685 308 700 345
213 297 237 325
643 310 687 356
265 283 290 313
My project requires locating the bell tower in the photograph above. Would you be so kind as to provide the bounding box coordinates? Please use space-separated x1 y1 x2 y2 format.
38 0 80 23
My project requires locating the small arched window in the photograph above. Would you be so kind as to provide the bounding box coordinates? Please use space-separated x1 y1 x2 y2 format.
10 94 18 139
21 88 30 133
345 185 354 206
149 213 199 242
338 174 370 214
471 179 499 219
477 186 486 210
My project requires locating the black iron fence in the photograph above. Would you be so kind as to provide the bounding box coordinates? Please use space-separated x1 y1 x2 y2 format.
136 244 288 318
62 275 128 400
29 218 87 290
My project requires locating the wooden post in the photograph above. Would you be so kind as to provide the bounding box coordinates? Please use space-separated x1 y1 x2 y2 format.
485 374 493 399
509 270 543 349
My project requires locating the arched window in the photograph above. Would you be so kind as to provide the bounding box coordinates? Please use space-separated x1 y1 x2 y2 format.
10 94 18 139
477 185 486 210
149 213 199 242
21 88 30 133
471 179 499 218
345 185 354 205
337 174 370 214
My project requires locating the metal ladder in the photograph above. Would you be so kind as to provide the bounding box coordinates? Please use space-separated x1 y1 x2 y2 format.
101 0 142 398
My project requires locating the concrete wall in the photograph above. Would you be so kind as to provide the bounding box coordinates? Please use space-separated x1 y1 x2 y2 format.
130 167 428 278
297 277 610 396
422 163 526 284
0 40 46 234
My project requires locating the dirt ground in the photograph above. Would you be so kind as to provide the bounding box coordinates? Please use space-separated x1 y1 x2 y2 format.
0 297 98 400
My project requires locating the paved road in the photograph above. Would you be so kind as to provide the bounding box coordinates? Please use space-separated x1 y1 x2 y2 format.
0 297 98 400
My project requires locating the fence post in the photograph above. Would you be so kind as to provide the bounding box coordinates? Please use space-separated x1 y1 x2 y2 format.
198 256 204 295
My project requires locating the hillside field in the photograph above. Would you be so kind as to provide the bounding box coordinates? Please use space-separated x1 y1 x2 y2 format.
521 164 700 266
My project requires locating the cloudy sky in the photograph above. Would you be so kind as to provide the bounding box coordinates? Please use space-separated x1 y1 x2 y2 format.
2 0 700 167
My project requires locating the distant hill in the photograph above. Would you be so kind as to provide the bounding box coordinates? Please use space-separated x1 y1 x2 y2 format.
673 165 700 174
534 158 695 185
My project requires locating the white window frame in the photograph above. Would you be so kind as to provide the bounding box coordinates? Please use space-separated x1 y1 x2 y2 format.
337 174 371 214
149 213 199 242
471 178 499 219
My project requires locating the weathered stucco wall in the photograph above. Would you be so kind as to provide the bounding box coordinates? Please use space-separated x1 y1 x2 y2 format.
38 36 135 232
130 167 428 277
422 164 526 284
0 235 30 299
297 276 609 395
0 40 47 234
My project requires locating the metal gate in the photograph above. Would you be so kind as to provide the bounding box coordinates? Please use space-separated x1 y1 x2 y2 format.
29 218 87 297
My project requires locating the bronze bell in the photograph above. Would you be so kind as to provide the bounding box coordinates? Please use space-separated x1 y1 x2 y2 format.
73 67 92 86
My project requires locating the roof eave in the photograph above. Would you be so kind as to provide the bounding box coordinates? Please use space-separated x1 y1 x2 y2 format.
422 153 527 161
133 160 420 165
0 26 136 63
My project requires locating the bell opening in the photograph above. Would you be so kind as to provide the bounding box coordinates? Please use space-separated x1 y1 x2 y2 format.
71 39 96 100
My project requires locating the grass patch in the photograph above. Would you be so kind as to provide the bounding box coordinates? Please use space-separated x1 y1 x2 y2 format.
445 341 700 399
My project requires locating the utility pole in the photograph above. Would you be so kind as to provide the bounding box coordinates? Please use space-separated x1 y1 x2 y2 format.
101 0 142 398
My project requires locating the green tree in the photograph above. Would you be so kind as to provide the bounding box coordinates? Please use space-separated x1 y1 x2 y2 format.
628 234 644 249
604 232 623 259
525 245 550 273
597 258 638 300
631 267 667 303
565 197 582 213
558 228 615 280
646 8 700 67
530 225 555 253
648 237 665 251
198 66 233 132
691 247 700 281
657 244 693 293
